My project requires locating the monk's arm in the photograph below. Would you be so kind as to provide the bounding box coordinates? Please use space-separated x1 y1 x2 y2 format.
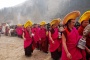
49 31 54 43
85 46 90 53
22 32 25 40
62 33 69 54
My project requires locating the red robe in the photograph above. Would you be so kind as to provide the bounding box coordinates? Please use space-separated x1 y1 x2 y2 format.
86 33 90 47
78 26 84 36
24 29 32 48
78 26 86 60
16 26 23 36
32 27 40 49
78 26 90 60
32 27 40 43
61 27 82 60
39 28 48 52
49 28 62 52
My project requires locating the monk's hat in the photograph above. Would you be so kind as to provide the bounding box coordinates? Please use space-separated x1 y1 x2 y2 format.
24 20 33 28
40 21 46 26
79 11 90 24
17 24 22 26
50 18 61 26
63 11 80 25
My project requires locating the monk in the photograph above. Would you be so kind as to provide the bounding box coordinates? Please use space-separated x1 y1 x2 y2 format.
22 20 33 57
78 11 90 60
39 21 48 53
16 25 23 38
49 19 62 60
61 11 82 60
32 24 41 50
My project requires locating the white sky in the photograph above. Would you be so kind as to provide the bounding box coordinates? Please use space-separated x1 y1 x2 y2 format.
0 0 27 9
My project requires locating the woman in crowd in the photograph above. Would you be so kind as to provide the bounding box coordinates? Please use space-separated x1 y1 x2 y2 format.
61 11 82 60
78 11 90 60
49 19 62 60
22 20 33 57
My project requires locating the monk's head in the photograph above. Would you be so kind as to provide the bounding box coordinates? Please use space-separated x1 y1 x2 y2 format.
81 20 89 28
26 26 31 31
51 24 57 29
40 25 46 28
65 19 76 28
34 24 38 28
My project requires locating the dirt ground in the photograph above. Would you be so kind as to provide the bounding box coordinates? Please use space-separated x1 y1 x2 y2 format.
0 35 52 60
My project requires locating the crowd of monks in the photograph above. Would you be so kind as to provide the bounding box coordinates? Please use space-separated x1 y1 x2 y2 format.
22 10 90 60
1 10 90 60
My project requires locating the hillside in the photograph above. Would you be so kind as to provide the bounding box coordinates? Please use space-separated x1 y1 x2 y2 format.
0 0 90 25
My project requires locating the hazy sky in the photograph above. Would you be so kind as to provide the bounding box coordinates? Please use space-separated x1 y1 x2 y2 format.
0 0 27 9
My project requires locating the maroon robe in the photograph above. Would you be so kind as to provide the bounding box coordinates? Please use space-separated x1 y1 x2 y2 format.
23 28 33 56
16 26 23 36
78 26 90 60
32 27 40 49
49 28 62 60
49 28 62 52
61 27 82 60
39 28 48 52
24 29 32 48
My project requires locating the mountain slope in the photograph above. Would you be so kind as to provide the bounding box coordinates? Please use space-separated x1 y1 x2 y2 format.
0 0 90 25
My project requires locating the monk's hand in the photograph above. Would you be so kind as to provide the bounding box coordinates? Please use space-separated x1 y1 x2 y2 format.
31 33 34 36
67 52 72 60
23 38 26 40
39 38 41 40
87 49 90 54
52 40 54 44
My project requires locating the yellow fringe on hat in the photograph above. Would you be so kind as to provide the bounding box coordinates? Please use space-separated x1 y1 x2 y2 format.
40 21 46 26
50 18 61 26
79 11 90 23
17 24 22 26
24 20 33 28
63 11 80 24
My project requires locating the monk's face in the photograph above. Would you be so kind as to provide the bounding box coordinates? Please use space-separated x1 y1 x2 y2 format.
26 26 31 31
52 24 57 28
35 24 38 28
41 25 45 28
69 20 76 28
81 20 89 27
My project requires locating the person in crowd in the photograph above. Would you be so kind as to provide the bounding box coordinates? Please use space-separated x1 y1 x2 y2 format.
16 24 23 38
5 24 10 36
9 25 17 36
75 22 80 29
61 11 83 60
39 21 48 53
22 20 33 57
32 23 41 50
2 24 6 34
49 18 62 60
78 11 90 60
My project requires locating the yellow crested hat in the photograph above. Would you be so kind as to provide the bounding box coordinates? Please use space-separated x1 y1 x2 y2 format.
40 21 46 26
79 11 90 23
50 18 61 26
24 20 33 28
17 24 22 26
63 11 80 24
